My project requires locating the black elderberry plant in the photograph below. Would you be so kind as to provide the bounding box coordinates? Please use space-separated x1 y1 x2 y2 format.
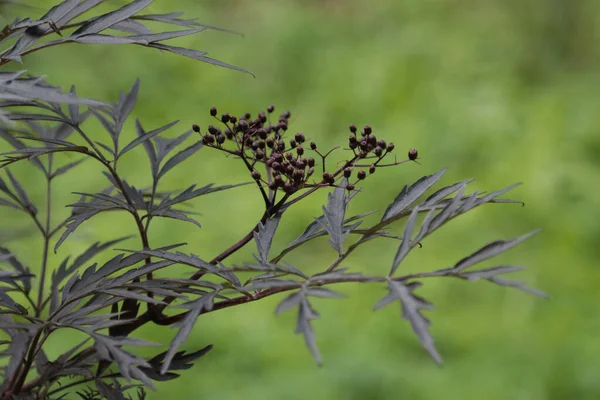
0 1 545 399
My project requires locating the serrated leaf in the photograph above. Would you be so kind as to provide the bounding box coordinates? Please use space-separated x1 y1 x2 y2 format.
55 209 101 252
0 247 31 293
453 230 541 272
160 291 217 374
487 276 548 298
120 119 177 159
458 265 525 280
423 179 474 206
154 182 247 211
5 169 36 215
157 140 203 179
115 78 140 131
0 288 28 315
110 19 152 35
133 119 158 178
254 212 282 264
275 291 303 315
148 43 253 76
50 158 87 178
153 130 191 163
151 209 201 228
427 184 466 232
141 344 212 381
317 180 349 256
295 297 321 365
71 0 153 36
390 207 420 276
375 280 441 364
382 169 447 221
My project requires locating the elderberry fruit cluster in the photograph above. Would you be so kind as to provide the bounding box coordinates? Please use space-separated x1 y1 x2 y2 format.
192 105 418 195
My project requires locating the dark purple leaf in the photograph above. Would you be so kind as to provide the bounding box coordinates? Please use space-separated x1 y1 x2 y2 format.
374 280 441 364
71 0 153 36
453 230 540 272
382 169 447 221
160 291 217 374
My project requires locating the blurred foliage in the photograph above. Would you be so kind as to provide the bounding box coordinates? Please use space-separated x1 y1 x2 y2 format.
1 0 599 399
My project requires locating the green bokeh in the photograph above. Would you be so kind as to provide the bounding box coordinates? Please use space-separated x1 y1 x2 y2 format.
2 0 600 399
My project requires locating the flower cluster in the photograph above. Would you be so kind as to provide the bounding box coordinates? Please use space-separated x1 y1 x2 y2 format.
192 105 418 196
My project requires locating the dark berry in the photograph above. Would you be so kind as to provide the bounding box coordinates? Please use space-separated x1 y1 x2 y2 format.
221 113 230 123
217 134 226 144
408 148 418 160
310 141 317 150
290 139 297 148
296 145 304 156
364 125 372 135
283 182 295 194
255 150 265 160
251 170 261 180
323 172 335 184
357 170 366 180
346 184 355 191
344 167 352 178
208 125 218 135
387 142 395 152
369 164 376 174
267 105 275 113
192 124 200 133
295 132 305 143
307 157 315 167
210 106 217 117
349 124 357 134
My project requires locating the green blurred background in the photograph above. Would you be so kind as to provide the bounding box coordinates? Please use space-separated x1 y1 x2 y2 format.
2 0 600 399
